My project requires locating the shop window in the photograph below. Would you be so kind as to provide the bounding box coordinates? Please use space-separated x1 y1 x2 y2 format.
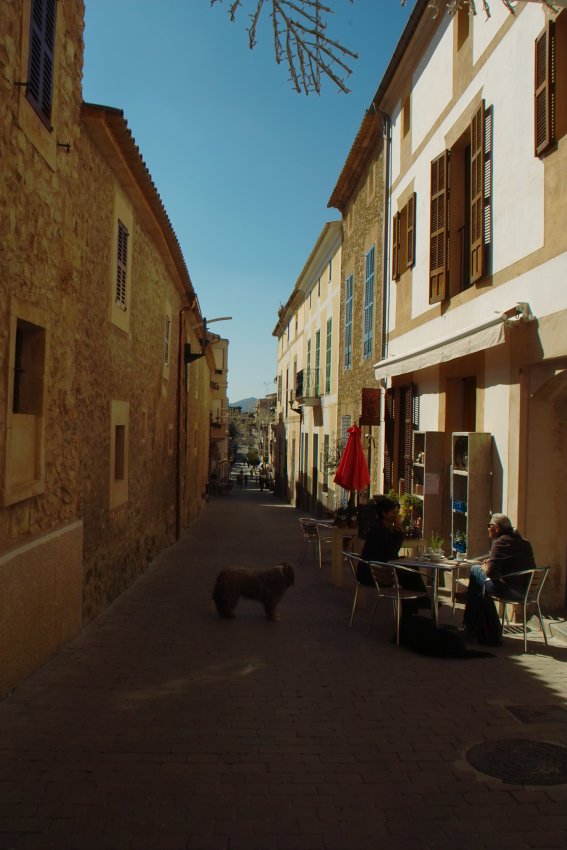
429 100 492 303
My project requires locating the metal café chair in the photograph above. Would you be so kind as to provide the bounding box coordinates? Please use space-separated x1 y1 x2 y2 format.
298 517 319 566
315 521 334 570
490 566 550 653
344 552 431 644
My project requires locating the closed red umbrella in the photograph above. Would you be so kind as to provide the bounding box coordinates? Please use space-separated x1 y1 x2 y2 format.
334 425 370 492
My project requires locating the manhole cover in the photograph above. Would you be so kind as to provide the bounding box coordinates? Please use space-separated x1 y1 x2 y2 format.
466 739 567 785
508 705 567 725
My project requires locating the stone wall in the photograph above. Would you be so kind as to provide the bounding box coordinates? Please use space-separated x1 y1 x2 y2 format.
73 135 184 622
337 144 385 497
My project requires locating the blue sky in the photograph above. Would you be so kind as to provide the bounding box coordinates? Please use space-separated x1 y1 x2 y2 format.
82 1 413 403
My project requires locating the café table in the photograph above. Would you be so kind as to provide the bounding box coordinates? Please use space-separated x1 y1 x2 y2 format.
388 556 462 627
315 522 356 587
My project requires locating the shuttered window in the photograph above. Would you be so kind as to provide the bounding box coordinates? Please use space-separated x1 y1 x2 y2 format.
163 315 171 367
535 21 555 156
383 389 395 494
392 212 401 281
429 151 449 303
344 274 353 370
325 318 332 394
399 386 419 496
363 246 375 359
116 220 129 311
314 330 320 396
470 102 484 284
27 0 57 127
392 194 416 281
406 193 416 269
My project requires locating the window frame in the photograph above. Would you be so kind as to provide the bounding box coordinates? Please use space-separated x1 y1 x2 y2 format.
363 246 375 360
344 273 354 370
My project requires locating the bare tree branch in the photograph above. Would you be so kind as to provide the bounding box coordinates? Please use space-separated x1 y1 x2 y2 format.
211 0 357 94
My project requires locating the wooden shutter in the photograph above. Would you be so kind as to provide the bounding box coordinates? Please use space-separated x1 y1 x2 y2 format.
116 221 128 310
400 385 416 496
392 212 401 281
383 388 395 493
27 0 57 126
470 101 484 284
429 151 449 303
406 193 416 269
535 21 555 156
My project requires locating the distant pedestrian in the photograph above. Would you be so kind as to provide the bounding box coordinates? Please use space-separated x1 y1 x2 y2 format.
244 474 249 488
237 472 243 488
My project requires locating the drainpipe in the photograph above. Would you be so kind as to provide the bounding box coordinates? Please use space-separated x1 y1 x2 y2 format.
374 105 392 494
377 107 392 362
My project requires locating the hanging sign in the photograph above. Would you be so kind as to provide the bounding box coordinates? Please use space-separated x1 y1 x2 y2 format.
360 388 381 426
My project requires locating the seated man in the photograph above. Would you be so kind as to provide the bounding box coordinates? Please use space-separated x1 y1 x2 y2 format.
463 513 535 636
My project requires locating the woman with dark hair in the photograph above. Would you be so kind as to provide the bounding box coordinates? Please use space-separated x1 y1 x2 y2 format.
359 495 428 596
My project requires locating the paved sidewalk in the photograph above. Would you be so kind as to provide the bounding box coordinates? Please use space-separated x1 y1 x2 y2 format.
1 485 566 850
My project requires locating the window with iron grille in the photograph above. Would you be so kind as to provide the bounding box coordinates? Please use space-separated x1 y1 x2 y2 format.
325 318 332 394
341 415 352 444
363 246 375 359
26 0 56 127
306 339 311 395
344 273 353 370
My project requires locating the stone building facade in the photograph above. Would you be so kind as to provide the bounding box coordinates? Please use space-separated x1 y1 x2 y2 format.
0 1 219 694
328 113 385 497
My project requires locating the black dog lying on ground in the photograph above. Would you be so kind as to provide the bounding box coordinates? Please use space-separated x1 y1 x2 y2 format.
398 615 495 659
212 562 295 621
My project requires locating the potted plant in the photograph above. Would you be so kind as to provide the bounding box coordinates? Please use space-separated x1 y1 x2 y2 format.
428 531 445 560
453 530 467 555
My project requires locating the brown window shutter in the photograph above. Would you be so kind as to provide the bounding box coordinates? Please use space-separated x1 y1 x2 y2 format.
429 151 449 303
470 100 484 284
27 0 56 126
400 385 416 496
383 388 395 493
535 21 555 156
392 212 401 281
116 220 129 310
406 192 416 269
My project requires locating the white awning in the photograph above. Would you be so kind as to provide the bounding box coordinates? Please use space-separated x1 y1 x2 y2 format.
373 314 507 380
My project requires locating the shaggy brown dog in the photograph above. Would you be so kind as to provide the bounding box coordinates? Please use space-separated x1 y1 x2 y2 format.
212 562 295 621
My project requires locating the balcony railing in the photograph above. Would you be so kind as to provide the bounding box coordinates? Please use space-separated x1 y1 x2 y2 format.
294 369 322 405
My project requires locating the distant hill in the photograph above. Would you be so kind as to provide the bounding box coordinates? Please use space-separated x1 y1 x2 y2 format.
230 397 257 413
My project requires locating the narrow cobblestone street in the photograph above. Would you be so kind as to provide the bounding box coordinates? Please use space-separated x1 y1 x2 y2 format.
1 484 566 850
